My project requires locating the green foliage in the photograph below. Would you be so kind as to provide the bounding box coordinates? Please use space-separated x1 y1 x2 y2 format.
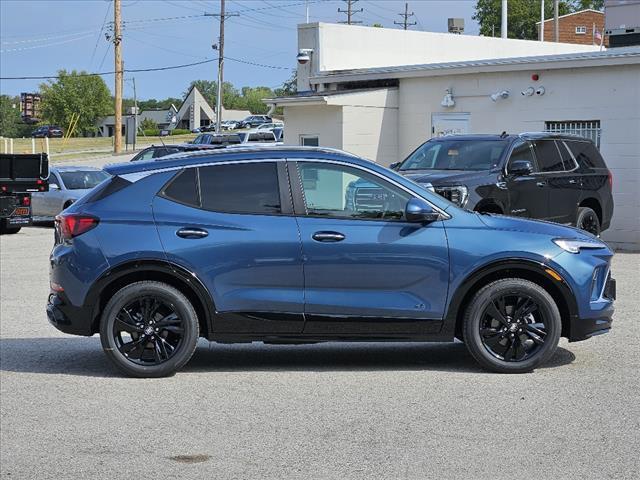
569 0 604 10
39 70 112 136
139 117 157 130
0 95 31 137
137 97 181 110
171 129 190 135
473 0 572 39
372 23 383 28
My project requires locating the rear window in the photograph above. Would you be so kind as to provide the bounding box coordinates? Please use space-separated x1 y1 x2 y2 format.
533 140 564 172
199 162 281 214
566 141 606 169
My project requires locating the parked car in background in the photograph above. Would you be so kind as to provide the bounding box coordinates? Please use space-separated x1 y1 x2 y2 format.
272 127 284 142
389 133 613 236
221 120 240 130
256 122 284 132
130 144 223 162
190 128 201 134
236 130 278 144
238 115 272 129
191 133 242 146
31 166 109 221
47 146 615 377
32 125 63 138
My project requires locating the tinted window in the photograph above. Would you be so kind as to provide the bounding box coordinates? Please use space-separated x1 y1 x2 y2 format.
533 140 564 172
400 140 508 171
557 141 577 170
163 168 199 207
298 162 410 220
508 141 536 171
133 148 156 161
199 162 281 214
59 170 111 190
567 141 606 169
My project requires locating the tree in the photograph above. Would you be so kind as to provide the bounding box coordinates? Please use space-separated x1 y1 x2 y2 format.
570 0 604 10
183 80 241 110
0 95 31 138
139 118 157 130
473 0 572 40
39 70 112 136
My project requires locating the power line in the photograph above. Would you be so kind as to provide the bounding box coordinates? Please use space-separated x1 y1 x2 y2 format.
0 33 95 53
338 0 363 25
394 3 416 30
89 1 113 69
1 30 95 45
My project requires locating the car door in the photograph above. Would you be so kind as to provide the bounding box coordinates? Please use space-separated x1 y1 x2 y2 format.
504 140 549 220
290 160 450 336
153 160 305 334
532 139 580 225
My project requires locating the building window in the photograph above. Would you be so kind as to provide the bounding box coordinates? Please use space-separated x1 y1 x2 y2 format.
300 135 319 147
545 120 601 149
575 26 587 34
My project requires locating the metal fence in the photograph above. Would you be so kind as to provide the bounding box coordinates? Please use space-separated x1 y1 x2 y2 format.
545 120 601 148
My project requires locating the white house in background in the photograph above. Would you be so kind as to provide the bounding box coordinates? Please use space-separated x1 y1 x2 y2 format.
265 22 640 250
96 86 251 136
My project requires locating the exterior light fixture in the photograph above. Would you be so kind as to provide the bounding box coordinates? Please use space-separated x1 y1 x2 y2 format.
441 89 455 108
490 90 510 102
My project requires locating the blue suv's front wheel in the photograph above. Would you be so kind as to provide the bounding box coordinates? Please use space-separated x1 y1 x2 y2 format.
99 281 200 377
463 278 561 373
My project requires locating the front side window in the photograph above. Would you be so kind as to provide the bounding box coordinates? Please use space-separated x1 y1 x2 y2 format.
297 162 410 220
59 170 111 190
199 162 281 214
400 140 508 171
507 141 537 171
533 140 564 172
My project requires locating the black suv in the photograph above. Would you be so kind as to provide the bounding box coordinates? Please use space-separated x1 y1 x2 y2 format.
32 125 63 138
390 133 613 235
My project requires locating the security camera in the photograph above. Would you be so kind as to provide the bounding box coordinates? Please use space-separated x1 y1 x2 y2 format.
490 90 510 102
297 49 313 65
521 87 535 96
535 86 546 96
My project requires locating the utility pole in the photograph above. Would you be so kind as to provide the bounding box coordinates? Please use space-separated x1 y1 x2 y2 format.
338 0 362 25
205 1 238 133
394 3 416 30
113 0 123 153
540 0 545 41
132 76 137 151
554 0 559 42
501 0 508 39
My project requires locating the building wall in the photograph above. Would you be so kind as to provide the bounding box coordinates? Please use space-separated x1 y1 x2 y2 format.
539 11 608 46
283 105 343 150
398 64 640 249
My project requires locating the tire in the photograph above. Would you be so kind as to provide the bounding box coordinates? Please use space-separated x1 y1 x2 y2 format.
462 278 561 373
0 220 21 235
100 281 199 378
576 207 601 236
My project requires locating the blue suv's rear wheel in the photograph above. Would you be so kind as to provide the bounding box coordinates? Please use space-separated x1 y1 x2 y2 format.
99 281 199 377
463 278 561 373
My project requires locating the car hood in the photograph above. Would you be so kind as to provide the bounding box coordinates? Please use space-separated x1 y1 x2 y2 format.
399 169 493 186
476 212 596 241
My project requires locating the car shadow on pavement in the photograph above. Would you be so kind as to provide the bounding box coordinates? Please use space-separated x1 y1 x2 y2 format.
0 337 576 377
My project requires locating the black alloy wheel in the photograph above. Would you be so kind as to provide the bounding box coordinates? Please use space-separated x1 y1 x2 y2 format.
577 207 601 236
463 278 561 373
112 296 185 366
100 281 199 377
479 293 547 362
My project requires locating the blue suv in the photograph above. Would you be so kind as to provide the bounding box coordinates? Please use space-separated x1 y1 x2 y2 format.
47 147 616 377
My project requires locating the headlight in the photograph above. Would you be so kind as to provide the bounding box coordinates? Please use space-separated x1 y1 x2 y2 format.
553 238 607 254
434 185 468 207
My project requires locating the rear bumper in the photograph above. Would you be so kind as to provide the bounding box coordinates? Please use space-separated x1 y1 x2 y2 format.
46 292 94 336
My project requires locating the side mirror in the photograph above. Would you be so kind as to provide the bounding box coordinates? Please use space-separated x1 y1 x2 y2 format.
389 161 401 171
405 198 440 223
509 160 533 176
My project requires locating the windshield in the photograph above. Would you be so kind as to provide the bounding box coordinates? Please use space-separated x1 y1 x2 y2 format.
59 170 110 190
399 139 508 171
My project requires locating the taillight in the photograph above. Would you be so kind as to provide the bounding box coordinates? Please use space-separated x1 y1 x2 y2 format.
608 170 613 190
22 195 30 206
55 214 99 240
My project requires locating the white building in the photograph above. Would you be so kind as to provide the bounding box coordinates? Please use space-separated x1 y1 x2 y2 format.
266 23 640 250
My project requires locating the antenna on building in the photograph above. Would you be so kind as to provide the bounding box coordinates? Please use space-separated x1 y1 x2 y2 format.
338 0 363 25
395 3 416 30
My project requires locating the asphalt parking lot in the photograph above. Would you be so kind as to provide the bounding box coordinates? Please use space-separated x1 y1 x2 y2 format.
1 227 639 479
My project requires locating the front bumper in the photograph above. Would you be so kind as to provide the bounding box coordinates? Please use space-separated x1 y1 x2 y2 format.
568 275 615 342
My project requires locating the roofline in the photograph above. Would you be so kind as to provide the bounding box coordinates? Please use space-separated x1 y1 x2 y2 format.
306 47 640 84
535 8 604 25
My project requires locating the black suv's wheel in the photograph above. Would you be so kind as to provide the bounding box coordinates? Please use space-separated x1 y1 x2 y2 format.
462 278 561 373
0 220 21 235
100 281 199 378
576 207 601 236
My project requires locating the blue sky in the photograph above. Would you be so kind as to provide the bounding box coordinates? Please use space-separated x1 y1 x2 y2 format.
0 0 478 101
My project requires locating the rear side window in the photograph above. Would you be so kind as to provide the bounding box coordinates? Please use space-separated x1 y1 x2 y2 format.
163 168 199 207
533 140 564 172
567 141 606 169
199 162 281 214
557 142 578 171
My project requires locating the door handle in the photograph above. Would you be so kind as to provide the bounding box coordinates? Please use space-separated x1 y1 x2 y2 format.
312 231 345 242
536 181 547 187
568 179 577 184
176 227 208 239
